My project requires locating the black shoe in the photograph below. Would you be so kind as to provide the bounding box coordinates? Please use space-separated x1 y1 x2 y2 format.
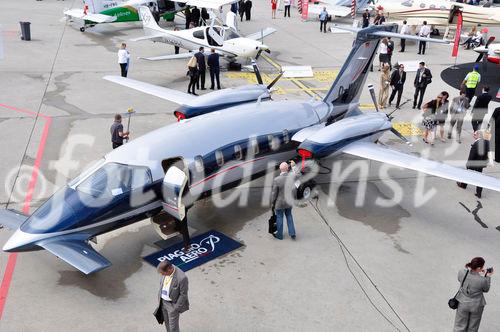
210 87 214 90
417 52 421 54
192 93 198 96
201 88 206 90
187 91 192 94
447 133 452 139
412 106 416 109
291 235 296 240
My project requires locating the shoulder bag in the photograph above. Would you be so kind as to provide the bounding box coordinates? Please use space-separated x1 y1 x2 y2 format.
448 269 469 310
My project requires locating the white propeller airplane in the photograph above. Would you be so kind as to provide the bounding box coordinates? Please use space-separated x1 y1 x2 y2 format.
133 6 276 62
474 36 500 65
375 0 500 27
3 24 500 275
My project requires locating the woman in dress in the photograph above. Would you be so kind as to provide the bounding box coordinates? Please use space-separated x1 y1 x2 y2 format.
434 91 449 142
378 63 390 109
271 0 277 19
187 56 198 95
422 92 445 145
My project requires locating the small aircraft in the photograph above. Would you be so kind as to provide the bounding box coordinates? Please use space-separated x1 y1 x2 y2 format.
375 0 500 27
297 0 370 21
64 0 186 32
134 6 276 63
3 24 500 275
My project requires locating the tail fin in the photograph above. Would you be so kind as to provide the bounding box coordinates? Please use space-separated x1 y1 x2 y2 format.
139 6 162 35
323 24 398 107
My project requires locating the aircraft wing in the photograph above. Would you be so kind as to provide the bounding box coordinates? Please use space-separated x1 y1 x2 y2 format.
130 34 165 42
308 4 351 18
64 9 116 23
340 141 500 192
138 53 195 61
38 236 111 274
245 28 277 41
0 209 28 230
489 14 500 23
172 0 237 10
103 75 197 106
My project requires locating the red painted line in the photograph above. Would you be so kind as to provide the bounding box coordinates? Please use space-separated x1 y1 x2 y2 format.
0 103 52 320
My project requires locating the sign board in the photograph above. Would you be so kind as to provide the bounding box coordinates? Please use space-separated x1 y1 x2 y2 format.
282 65 314 78
143 230 243 272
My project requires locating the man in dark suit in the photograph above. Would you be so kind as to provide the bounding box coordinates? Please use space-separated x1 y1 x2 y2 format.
156 260 189 332
457 130 491 198
207 48 221 90
190 6 200 27
194 47 206 90
389 63 406 108
471 85 492 132
244 0 252 21
413 61 432 109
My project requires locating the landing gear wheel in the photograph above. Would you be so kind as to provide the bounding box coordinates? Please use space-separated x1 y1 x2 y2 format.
80 27 85 32
295 180 316 201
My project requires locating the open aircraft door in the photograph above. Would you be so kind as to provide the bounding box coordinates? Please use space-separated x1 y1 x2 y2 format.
161 165 188 220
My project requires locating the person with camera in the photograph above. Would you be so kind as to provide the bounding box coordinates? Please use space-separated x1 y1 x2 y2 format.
453 257 493 332
270 162 297 240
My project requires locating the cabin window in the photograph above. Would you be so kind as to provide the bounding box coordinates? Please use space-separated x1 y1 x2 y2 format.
249 137 259 155
282 129 290 144
439 5 446 10
234 144 243 160
268 135 280 151
194 155 204 172
193 30 204 40
215 150 224 167
401 0 413 6
429 4 436 9
419 3 426 8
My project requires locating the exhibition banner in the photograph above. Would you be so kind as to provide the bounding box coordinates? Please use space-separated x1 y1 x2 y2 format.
143 230 243 271
452 11 463 58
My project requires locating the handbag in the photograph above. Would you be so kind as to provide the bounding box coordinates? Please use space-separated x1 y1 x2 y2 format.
268 211 277 234
153 299 164 324
448 269 469 310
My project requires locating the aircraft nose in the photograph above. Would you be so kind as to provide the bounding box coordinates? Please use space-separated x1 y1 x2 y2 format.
3 229 36 252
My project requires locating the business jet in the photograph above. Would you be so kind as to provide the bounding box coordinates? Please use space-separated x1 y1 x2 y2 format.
475 37 500 65
134 6 276 62
375 0 500 27
297 0 370 21
3 24 500 275
64 0 185 32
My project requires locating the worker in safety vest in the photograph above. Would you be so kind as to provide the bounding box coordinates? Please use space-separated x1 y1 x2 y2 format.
462 64 481 102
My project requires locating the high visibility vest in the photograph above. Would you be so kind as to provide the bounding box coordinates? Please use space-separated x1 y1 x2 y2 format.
466 71 480 89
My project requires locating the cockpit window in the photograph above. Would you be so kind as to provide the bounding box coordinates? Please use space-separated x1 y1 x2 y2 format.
224 28 239 41
76 162 152 198
401 0 413 6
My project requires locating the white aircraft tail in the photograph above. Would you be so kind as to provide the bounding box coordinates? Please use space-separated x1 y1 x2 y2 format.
139 6 163 35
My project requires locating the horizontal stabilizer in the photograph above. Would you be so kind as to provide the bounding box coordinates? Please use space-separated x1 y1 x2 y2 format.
245 28 277 41
64 9 116 23
332 25 450 44
0 209 28 230
39 236 111 274
103 76 196 106
342 142 500 192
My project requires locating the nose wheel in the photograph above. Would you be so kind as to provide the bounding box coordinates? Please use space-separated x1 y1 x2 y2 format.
80 27 85 32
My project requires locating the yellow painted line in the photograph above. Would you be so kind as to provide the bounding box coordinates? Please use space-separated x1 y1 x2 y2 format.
393 122 422 137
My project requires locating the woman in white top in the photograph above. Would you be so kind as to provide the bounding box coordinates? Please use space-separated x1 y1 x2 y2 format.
187 56 198 95
117 43 130 77
378 38 389 71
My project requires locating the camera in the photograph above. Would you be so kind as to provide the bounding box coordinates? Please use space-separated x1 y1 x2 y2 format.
486 267 494 274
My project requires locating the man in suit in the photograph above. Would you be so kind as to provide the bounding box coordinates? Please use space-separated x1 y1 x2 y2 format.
457 130 491 198
190 6 200 27
389 63 406 108
244 0 252 21
156 260 189 332
271 162 296 240
194 47 206 90
471 85 492 132
413 61 432 109
207 48 221 90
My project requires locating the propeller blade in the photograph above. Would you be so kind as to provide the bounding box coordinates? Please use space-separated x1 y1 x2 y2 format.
475 53 484 63
251 59 263 85
390 128 412 146
267 71 284 89
367 84 380 112
255 49 262 60
485 36 495 48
